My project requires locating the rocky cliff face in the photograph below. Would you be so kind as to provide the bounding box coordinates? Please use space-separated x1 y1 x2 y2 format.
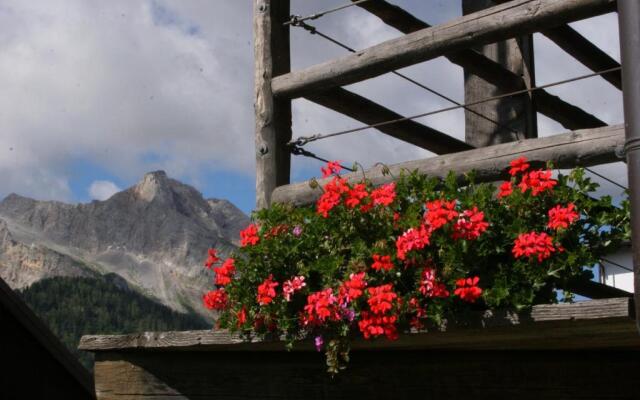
0 171 249 317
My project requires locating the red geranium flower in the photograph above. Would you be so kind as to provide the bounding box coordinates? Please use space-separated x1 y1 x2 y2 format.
345 183 368 209
371 254 394 271
257 275 279 305
213 258 235 286
301 288 340 326
509 156 530 176
240 224 260 247
316 176 349 217
396 224 431 260
452 207 489 240
512 232 556 262
498 181 513 198
424 199 458 230
547 203 579 230
203 289 228 310
371 182 396 207
519 169 557 196
454 276 482 303
341 272 367 302
366 284 398 315
204 248 220 269
236 307 247 327
321 160 343 178
358 312 398 340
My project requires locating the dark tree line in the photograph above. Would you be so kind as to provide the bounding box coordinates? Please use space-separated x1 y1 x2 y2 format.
19 274 210 371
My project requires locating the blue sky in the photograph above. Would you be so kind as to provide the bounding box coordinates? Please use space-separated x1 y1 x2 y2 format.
0 1 626 216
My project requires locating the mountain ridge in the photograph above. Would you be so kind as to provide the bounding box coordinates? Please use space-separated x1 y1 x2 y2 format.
0 171 250 317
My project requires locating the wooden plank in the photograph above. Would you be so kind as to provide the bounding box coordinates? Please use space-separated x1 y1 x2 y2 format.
492 0 622 89
271 124 623 206
79 297 633 352
304 88 472 154
462 0 537 146
272 0 616 99
91 350 640 399
356 0 606 131
254 0 292 209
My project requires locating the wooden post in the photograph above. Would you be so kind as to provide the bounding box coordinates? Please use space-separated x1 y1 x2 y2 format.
254 0 292 209
462 0 537 147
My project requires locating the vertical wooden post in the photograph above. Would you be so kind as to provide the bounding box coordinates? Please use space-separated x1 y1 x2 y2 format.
254 0 292 209
462 0 537 147
618 0 640 332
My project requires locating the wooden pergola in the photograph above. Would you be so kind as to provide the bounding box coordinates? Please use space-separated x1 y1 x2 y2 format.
81 1 640 398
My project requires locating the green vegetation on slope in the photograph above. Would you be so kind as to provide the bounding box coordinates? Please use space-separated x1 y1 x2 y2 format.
19 274 211 371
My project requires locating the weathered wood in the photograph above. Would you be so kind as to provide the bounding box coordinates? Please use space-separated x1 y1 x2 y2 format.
304 88 472 154
492 0 622 89
563 279 633 299
272 0 616 99
271 124 624 206
254 0 292 209
462 0 537 146
79 297 634 352
355 0 607 131
91 350 640 399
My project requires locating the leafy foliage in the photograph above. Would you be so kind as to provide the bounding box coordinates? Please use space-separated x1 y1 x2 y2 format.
203 159 629 373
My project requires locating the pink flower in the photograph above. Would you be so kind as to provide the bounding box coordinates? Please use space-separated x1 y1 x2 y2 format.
282 276 306 301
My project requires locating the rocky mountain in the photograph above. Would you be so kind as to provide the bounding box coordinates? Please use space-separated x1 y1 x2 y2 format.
0 171 250 317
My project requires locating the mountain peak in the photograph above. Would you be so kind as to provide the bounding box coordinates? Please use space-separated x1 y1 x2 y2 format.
133 170 171 202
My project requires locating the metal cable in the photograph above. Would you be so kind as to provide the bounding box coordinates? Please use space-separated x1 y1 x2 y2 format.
290 145 354 172
285 0 373 26
288 67 622 147
584 167 628 191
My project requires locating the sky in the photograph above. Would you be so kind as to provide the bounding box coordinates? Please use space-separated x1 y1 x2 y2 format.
0 0 627 214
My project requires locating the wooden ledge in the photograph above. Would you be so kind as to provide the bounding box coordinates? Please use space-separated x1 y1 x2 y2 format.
79 298 638 353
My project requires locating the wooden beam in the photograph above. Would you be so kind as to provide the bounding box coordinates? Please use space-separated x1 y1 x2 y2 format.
254 0 292 209
351 0 607 131
563 280 633 299
492 0 622 90
272 0 615 99
80 297 635 352
542 25 622 89
462 0 537 146
304 88 472 154
271 124 624 206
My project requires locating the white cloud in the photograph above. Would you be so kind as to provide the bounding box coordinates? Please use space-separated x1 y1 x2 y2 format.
88 180 121 201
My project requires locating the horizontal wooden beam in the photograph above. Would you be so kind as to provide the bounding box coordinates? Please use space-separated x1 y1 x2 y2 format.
563 280 633 299
271 124 624 206
304 88 472 154
491 0 622 89
79 297 635 352
352 0 607 131
273 0 615 99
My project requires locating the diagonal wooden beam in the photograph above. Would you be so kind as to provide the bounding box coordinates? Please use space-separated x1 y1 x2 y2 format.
272 124 624 205
272 0 615 99
492 0 622 90
304 88 472 154
351 0 607 131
